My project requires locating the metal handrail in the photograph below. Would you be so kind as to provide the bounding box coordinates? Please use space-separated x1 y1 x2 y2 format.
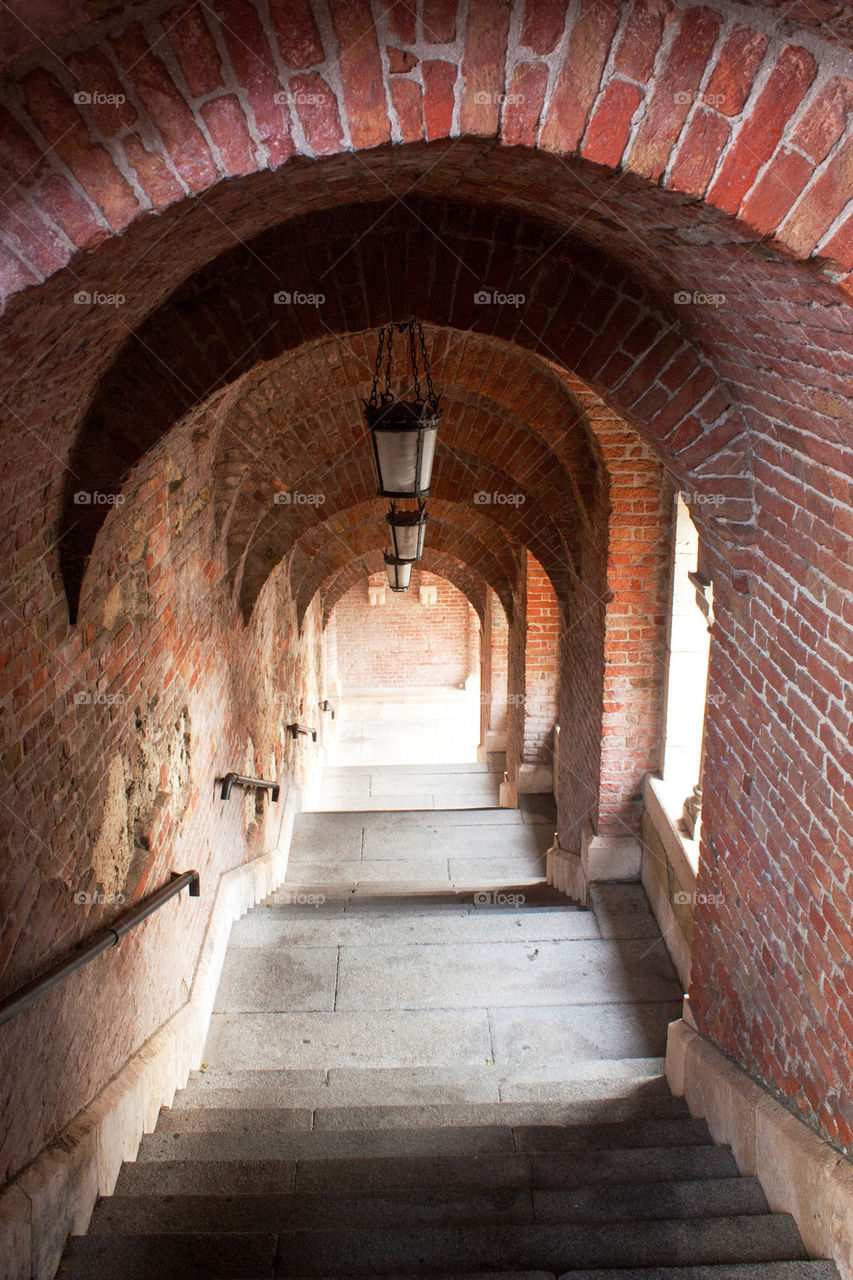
219 773 280 802
288 723 317 741
0 871 200 1028
319 700 336 720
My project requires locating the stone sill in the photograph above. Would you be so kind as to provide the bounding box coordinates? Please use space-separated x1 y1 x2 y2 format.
643 773 700 885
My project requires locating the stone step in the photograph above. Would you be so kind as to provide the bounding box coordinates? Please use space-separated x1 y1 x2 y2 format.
168 1096 690 1130
555 1267 842 1279
58 1214 808 1278
323 764 493 775
225 909 598 951
114 1143 741 1196
88 1176 768 1236
138 1116 713 1158
177 1064 670 1110
285 1267 841 1280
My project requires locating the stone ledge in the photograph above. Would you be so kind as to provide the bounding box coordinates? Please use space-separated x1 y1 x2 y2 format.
517 762 553 794
0 784 303 1280
667 1017 853 1280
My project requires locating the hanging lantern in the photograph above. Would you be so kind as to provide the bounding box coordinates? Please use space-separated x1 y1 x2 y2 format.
385 502 427 562
365 321 441 499
384 552 413 592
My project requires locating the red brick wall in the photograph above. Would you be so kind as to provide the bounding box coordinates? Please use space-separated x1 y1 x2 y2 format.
330 569 478 692
523 553 560 766
488 589 509 737
0 406 327 1187
689 437 853 1152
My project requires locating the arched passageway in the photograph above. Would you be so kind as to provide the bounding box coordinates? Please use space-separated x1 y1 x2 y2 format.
0 1 851 1275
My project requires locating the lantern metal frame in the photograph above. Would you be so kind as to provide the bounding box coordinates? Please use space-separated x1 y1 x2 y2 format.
384 552 413 592
365 321 442 500
385 501 428 562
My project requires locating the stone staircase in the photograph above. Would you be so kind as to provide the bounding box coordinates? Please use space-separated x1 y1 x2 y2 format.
57 768 840 1278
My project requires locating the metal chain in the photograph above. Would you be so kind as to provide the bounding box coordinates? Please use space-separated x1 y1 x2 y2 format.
369 327 384 407
418 322 438 408
384 323 394 394
408 320 422 403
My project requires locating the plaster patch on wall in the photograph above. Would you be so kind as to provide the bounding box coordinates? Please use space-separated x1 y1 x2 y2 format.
91 753 132 899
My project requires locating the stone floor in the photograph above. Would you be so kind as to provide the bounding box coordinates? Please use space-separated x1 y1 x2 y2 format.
327 689 482 767
201 766 684 1093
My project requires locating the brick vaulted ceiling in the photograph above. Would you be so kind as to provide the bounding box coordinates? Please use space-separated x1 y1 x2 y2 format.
0 0 850 625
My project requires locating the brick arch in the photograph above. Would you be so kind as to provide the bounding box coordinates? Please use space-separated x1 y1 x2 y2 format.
1 0 850 305
321 551 489 628
285 501 527 627
212 328 599 539
212 333 600 616
58 193 756 619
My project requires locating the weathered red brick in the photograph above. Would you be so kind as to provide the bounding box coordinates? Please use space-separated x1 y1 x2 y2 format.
667 108 730 197
459 0 513 136
22 69 141 231
582 79 643 168
422 0 458 44
201 95 259 175
329 0 390 149
384 0 416 44
520 0 567 55
122 137 184 210
740 148 813 235
501 62 549 149
387 47 418 74
0 243 39 299
780 134 853 258
0 189 68 276
0 105 47 182
65 47 138 136
268 0 325 68
709 44 817 215
290 73 345 154
540 0 621 154
628 7 723 182
111 24 219 193
422 60 456 140
791 77 853 164
613 0 670 80
819 211 853 272
37 173 104 246
166 2 225 97
390 77 423 142
704 25 769 116
217 0 295 169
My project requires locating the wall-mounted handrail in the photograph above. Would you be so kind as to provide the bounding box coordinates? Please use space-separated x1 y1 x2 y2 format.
0 871 200 1029
219 773 280 802
288 723 317 742
319 700 336 720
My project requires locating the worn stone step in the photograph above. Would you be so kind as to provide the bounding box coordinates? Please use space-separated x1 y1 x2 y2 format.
176 1066 670 1111
58 1231 277 1278
180 1059 671 1111
58 1215 809 1278
142 1116 711 1156
268 1216 809 1273
284 1268 840 1280
115 1144 741 1197
88 1186 538 1234
166 1096 690 1131
88 1176 767 1236
554 1266 842 1280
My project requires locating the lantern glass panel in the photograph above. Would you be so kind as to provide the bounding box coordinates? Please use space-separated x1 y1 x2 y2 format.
387 510 427 561
370 416 438 498
384 554 412 591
